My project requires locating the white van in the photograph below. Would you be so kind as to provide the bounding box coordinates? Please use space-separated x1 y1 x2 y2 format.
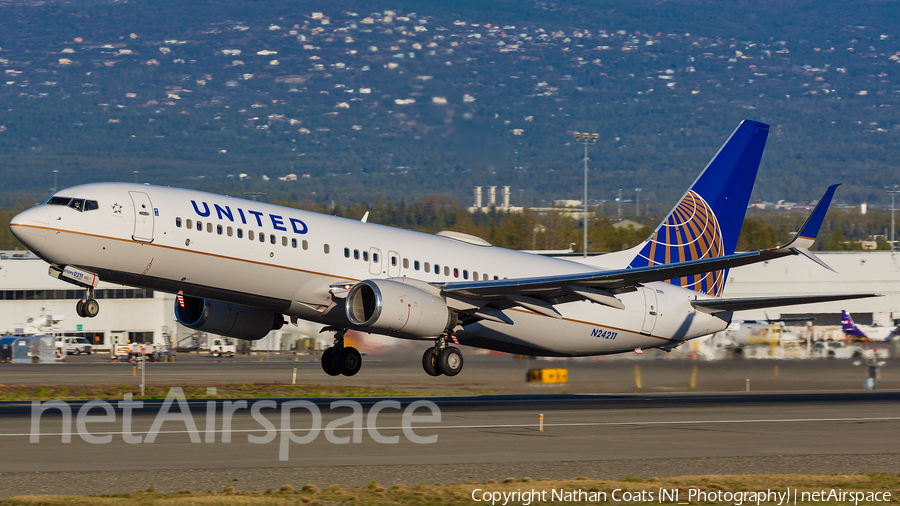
55 336 93 355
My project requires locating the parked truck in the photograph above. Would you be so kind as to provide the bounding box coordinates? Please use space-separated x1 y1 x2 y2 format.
209 337 236 358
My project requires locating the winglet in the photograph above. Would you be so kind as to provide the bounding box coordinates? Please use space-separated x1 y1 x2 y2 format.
795 247 837 273
783 184 839 250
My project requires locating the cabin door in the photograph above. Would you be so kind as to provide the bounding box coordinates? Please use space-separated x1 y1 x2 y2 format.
129 191 155 243
640 287 658 335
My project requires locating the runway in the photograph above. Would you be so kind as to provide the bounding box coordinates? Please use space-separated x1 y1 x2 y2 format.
3 351 900 393
1 392 898 497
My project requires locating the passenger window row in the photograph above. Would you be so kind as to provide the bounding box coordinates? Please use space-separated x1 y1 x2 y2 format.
343 248 377 263
174 216 502 281
175 217 309 251
343 246 499 280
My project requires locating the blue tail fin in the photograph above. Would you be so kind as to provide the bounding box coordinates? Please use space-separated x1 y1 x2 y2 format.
627 120 770 297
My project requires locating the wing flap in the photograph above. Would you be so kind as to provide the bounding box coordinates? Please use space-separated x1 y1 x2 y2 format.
506 294 562 319
473 307 514 325
569 286 626 310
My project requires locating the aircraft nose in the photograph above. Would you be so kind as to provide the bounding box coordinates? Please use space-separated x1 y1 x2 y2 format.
9 206 49 253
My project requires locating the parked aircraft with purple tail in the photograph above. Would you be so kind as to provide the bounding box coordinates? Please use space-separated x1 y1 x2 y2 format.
841 310 898 342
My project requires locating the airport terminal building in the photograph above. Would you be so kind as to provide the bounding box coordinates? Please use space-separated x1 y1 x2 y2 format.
0 250 173 350
2 249 898 350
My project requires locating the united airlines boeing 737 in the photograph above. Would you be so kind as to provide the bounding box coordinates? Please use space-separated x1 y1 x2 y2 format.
9 120 876 377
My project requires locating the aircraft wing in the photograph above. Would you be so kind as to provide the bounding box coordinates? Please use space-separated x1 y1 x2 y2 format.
440 184 878 314
443 245 803 300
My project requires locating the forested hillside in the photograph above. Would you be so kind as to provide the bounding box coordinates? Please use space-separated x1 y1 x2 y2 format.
0 0 899 210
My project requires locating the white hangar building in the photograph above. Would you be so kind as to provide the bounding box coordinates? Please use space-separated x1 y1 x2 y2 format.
0 251 172 350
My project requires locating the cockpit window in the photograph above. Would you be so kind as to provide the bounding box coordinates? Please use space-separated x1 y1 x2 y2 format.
45 196 97 211
46 196 72 206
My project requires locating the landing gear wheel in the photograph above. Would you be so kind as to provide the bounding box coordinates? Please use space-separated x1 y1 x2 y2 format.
338 347 362 376
83 299 100 318
422 347 441 376
437 347 464 376
76 299 85 318
321 347 340 376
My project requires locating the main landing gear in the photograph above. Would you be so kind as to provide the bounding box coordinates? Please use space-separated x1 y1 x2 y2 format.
422 333 464 377
76 288 100 318
320 326 362 377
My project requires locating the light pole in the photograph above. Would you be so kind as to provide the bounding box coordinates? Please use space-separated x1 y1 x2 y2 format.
889 189 900 253
573 131 598 257
616 188 622 220
51 170 58 194
635 188 642 217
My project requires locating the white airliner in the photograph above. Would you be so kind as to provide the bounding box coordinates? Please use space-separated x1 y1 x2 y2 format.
9 120 876 377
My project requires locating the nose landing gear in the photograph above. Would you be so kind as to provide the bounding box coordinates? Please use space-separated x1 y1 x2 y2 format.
76 289 100 318
50 265 101 319
320 326 362 377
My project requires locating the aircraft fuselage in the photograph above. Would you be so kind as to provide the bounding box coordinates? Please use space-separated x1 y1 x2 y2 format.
11 182 730 356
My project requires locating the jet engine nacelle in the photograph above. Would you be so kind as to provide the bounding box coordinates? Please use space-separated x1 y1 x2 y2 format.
175 295 283 341
345 279 451 338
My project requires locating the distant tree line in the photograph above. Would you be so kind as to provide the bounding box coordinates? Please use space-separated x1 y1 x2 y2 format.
2 200 894 253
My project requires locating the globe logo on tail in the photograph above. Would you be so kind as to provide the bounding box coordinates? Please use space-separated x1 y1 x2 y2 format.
628 190 726 297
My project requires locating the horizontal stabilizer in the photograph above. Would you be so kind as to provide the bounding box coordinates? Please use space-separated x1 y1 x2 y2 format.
760 317 816 323
691 293 880 314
